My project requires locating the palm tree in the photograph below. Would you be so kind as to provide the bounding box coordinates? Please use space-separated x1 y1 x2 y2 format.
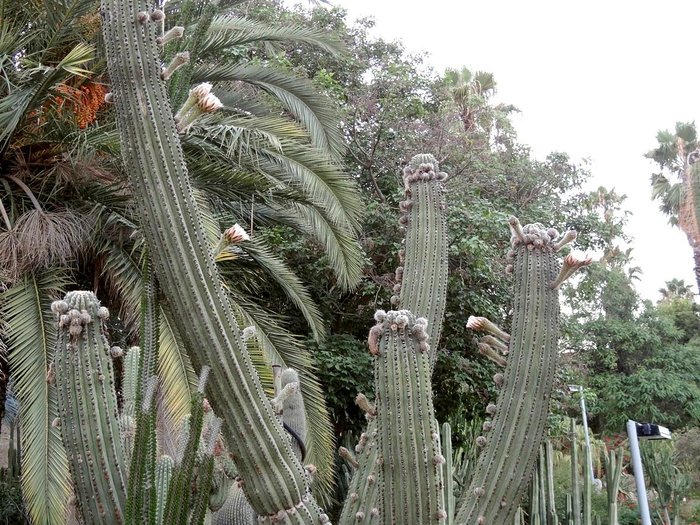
0 0 362 520
658 278 695 301
647 121 700 293
443 67 518 148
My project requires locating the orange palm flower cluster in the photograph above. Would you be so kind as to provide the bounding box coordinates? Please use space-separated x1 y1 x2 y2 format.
53 81 108 128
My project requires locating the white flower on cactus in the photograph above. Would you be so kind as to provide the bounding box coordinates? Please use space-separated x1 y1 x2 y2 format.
223 223 250 244
197 93 223 113
190 82 212 100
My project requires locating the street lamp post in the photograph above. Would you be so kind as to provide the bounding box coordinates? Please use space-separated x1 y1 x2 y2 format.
626 420 672 525
568 384 595 483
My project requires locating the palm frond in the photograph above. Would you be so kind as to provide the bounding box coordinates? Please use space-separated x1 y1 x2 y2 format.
1 271 71 525
0 42 95 152
228 296 335 506
193 63 346 158
158 308 197 430
201 133 362 232
218 237 326 341
41 0 99 54
287 202 364 291
200 14 344 57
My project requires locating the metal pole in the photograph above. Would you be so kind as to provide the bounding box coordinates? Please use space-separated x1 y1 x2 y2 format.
578 389 595 483
626 420 652 525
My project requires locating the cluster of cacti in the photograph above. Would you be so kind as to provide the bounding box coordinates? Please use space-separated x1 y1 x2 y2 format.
88 0 596 523
522 419 626 525
49 288 239 525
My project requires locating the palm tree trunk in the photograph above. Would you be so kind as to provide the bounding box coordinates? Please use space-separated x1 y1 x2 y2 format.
692 244 700 295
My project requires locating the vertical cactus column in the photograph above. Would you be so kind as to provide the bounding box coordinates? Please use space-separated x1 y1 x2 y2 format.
52 291 128 524
455 220 588 524
339 155 449 525
395 154 449 357
372 310 446 524
100 1 325 521
604 448 623 525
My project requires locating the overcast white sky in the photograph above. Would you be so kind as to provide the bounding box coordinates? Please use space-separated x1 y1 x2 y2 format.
316 0 699 301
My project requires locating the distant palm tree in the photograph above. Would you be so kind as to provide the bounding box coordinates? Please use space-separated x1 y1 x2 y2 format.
0 0 361 520
647 121 700 293
658 278 695 301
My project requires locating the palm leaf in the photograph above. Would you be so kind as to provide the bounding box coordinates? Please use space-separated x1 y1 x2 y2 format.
200 14 344 57
193 63 346 158
1 271 71 525
218 237 326 341
41 0 99 54
0 42 95 152
158 309 197 429
288 202 364 292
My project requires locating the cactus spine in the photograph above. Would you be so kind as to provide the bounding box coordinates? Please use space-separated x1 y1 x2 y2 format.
455 220 579 524
52 292 128 524
100 0 324 520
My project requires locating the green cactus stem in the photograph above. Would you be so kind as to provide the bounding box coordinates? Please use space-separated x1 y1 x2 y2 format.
52 291 128 524
372 310 446 524
441 422 455 525
455 219 583 525
340 155 449 525
545 441 558 525
280 369 308 463
100 1 324 520
395 154 448 360
604 448 624 525
155 455 174 525
120 346 140 465
212 483 256 525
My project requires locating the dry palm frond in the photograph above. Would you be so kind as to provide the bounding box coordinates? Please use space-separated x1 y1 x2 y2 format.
14 209 91 272
0 229 24 283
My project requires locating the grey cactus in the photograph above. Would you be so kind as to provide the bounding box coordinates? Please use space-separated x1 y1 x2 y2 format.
454 220 587 525
94 0 590 521
51 291 128 524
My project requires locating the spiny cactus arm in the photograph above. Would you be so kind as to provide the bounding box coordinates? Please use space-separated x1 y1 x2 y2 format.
545 441 558 524
212 483 257 525
52 292 127 524
604 448 623 525
455 220 582 525
395 154 449 362
338 421 379 524
100 1 323 521
125 376 159 525
372 310 446 524
441 422 455 525
155 455 174 525
126 259 160 525
281 369 308 463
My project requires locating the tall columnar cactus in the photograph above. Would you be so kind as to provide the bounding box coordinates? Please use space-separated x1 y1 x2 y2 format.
100 1 326 521
51 291 128 524
339 154 449 525
395 154 449 358
371 310 446 524
455 220 589 524
604 448 624 525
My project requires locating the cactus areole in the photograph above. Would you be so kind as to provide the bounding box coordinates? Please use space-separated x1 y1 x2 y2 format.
100 0 325 521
